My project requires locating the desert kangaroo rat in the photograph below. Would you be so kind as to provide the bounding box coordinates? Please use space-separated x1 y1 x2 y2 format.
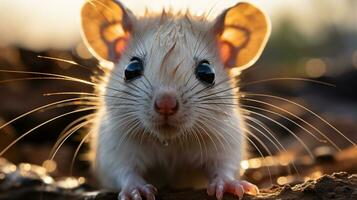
80 0 270 199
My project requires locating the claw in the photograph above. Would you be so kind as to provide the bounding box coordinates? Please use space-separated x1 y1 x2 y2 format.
118 193 130 200
131 189 142 200
118 184 157 200
207 178 259 200
216 183 225 200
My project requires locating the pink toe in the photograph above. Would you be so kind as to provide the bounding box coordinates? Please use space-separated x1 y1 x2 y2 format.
143 193 155 200
144 184 158 194
141 185 157 200
233 182 244 198
207 183 216 196
241 181 259 195
216 184 225 200
118 193 130 200
131 189 142 200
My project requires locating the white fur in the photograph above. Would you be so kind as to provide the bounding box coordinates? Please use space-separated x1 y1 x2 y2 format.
91 13 246 191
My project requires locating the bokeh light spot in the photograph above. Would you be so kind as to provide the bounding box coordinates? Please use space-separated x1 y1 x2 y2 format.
42 160 57 173
305 58 327 78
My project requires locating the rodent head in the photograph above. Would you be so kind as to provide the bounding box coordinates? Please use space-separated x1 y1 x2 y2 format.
81 0 270 141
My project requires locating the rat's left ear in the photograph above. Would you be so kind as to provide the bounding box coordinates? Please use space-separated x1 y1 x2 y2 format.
81 0 134 62
214 2 271 70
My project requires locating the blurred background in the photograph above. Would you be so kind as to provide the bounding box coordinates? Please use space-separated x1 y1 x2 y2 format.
0 0 356 188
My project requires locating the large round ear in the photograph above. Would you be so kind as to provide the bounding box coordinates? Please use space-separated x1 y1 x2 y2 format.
81 0 134 62
214 2 271 70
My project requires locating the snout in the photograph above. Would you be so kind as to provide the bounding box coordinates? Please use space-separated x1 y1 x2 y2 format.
154 92 178 116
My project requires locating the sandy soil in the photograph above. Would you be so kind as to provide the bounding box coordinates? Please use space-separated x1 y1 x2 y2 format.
0 162 356 200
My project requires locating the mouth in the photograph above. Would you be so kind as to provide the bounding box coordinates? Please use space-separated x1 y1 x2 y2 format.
151 120 181 139
157 120 178 130
159 123 174 129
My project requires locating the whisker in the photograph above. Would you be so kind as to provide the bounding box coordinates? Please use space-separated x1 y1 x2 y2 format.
196 102 238 106
196 115 232 152
195 76 334 103
37 55 97 73
194 106 272 182
198 111 272 182
244 116 299 176
44 91 143 103
142 74 154 90
195 95 238 102
0 106 98 156
52 113 97 156
241 77 336 88
109 73 152 99
244 93 356 147
39 101 98 113
242 98 341 151
0 97 98 131
191 126 204 165
70 130 92 175
187 77 232 100
195 105 230 116
195 118 223 153
44 92 99 97
118 119 141 147
196 83 236 100
0 69 95 86
0 77 93 84
193 124 209 160
244 119 283 154
242 127 273 184
49 118 95 161
240 108 315 159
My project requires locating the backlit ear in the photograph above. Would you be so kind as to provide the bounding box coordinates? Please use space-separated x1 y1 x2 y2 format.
214 2 271 70
81 0 134 62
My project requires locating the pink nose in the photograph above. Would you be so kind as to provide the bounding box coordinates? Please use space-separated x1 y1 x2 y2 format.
154 93 178 115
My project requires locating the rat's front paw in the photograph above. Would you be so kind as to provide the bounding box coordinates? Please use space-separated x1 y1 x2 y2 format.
207 178 259 200
118 184 157 200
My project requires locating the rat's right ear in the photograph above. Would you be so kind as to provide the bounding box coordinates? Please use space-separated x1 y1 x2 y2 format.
81 0 134 62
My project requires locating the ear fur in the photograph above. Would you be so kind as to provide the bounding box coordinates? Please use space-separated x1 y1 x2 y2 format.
214 2 271 70
81 0 134 62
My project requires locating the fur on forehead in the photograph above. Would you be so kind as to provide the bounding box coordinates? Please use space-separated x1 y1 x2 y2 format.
136 9 214 29
132 10 217 49
120 12 220 84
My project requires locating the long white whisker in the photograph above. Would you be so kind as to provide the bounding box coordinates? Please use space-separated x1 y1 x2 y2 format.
0 97 99 131
244 93 356 147
242 98 340 151
49 118 95 161
0 106 98 156
240 108 315 159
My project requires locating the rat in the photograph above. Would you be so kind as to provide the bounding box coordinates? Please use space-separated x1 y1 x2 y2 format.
80 0 271 199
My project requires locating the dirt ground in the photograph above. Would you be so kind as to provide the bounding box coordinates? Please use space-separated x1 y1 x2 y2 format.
1 155 356 200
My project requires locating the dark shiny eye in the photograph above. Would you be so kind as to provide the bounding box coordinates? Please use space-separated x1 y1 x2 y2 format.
195 60 215 85
125 57 144 81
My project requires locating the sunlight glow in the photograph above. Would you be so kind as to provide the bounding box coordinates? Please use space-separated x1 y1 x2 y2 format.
0 0 355 51
240 160 250 170
121 0 236 18
0 0 84 50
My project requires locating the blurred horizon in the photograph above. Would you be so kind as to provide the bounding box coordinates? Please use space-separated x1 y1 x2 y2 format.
0 0 356 52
